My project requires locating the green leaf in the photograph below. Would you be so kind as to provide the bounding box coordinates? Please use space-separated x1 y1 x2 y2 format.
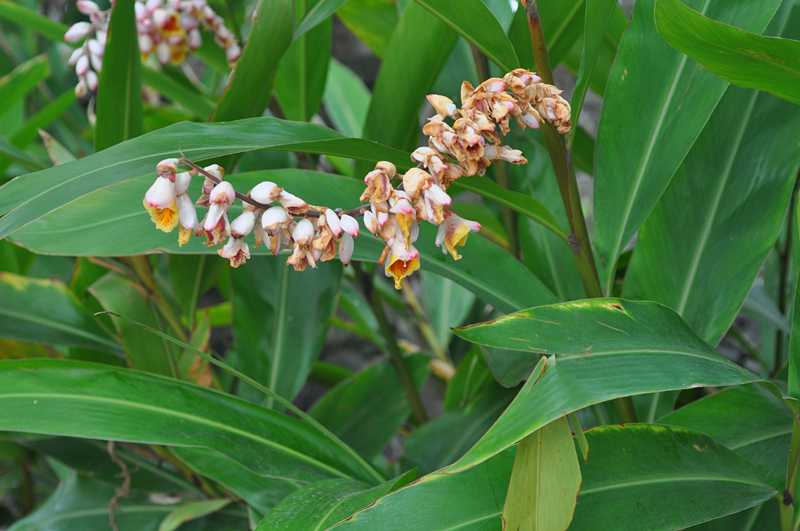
10 169 557 314
0 0 69 43
275 0 332 122
0 116 412 240
7 473 245 531
254 473 417 530
571 425 777 530
209 0 293 161
323 59 371 138
20 436 201 494
0 135 46 172
95 0 143 151
450 298 761 472
355 2 457 174
336 448 517 531
335 0 398 58
404 385 515 475
412 0 518 71
309 355 430 460
452 176 567 242
89 273 176 376
593 0 782 293
174 446 300 514
0 55 50 122
660 384 793 491
624 83 800 345
791 269 800 400
294 0 348 40
141 67 216 119
232 256 342 407
443 345 495 411
503 416 581 531
421 272 475 353
0 359 380 484
40 130 77 166
158 500 230 531
0 272 119 353
688 499 780 531
568 0 617 144
743 280 791 334
655 0 800 105
169 255 225 328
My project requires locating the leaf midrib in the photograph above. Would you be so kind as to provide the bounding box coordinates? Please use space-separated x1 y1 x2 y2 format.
579 474 770 495
1 392 349 480
0 306 119 351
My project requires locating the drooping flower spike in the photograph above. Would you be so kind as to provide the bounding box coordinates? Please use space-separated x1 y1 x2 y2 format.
65 0 241 97
143 69 571 288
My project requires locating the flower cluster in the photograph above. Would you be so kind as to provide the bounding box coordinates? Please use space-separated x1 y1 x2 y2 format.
65 0 241 98
142 69 572 289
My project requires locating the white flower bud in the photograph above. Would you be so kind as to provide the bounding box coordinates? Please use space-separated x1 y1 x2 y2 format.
68 47 84 67
157 41 171 64
203 164 224 181
339 233 354 266
249 181 278 204
230 210 256 237
340 214 359 237
64 22 92 43
292 218 314 245
145 176 176 209
209 181 235 206
424 184 451 206
324 208 341 237
278 191 307 209
135 1 147 21
89 53 102 73
77 0 101 14
76 55 90 76
174 172 192 195
85 70 99 91
176 193 197 229
363 210 379 236
138 33 154 53
87 38 104 57
261 206 288 232
156 158 179 176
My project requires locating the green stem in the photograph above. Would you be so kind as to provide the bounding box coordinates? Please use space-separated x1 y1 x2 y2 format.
356 264 427 424
524 0 635 422
777 174 800 373
783 416 800 531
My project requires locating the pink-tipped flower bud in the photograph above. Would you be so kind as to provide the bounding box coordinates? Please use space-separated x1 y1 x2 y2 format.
324 208 342 237
65 22 92 43
340 214 359 237
68 48 84 67
75 55 90 76
77 0 101 14
85 70 99 91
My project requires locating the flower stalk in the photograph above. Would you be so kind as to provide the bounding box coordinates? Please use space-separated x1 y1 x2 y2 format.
523 0 636 423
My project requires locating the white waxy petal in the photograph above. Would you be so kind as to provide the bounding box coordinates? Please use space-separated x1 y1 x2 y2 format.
484 79 506 92
520 111 540 129
85 70 99 91
145 176 176 208
203 203 226 231
157 41 171 64
293 218 315 245
410 219 419 243
340 233 354 266
225 43 242 63
68 47 84 67
340 214 359 237
390 198 415 216
76 55 90 76
64 22 92 43
138 33 154 53
77 0 101 13
278 191 307 209
209 181 235 206
188 28 202 50
424 184 453 206
325 209 342 237
230 210 256 237
174 172 192 195
261 206 289 231
249 181 278 204
87 38 104 56
377 210 388 226
89 53 102 73
483 145 499 160
176 193 198 229
146 0 161 13
95 30 107 46
411 147 434 162
203 164 224 181
135 2 147 20
363 210 378 236
218 236 241 259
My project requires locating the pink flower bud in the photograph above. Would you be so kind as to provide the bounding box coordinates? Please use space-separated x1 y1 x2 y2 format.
85 70 99 91
88 39 104 57
77 0 101 14
75 55 90 76
68 48 84 67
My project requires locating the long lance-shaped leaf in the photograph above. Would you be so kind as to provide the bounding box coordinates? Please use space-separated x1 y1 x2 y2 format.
0 117 412 240
412 0 518 71
293 0 350 40
101 311 385 484
0 55 50 121
0 357 380 485
9 170 558 314
449 298 761 472
623 1 800 347
655 0 800 105
0 0 68 42
592 0 781 293
95 0 142 151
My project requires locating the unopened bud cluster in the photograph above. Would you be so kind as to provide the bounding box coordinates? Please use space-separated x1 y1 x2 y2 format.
65 0 241 98
143 69 572 289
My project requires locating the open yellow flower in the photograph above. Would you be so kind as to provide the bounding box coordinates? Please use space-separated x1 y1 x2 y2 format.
383 240 420 289
436 212 481 260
